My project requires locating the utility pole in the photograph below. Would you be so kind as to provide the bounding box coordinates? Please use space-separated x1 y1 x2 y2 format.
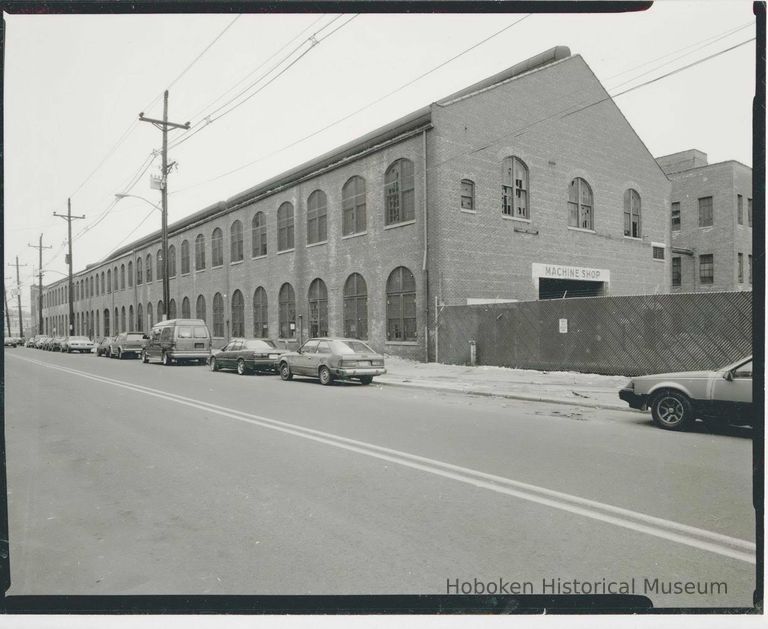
54 199 85 338
28 234 52 338
7 257 28 337
3 278 12 337
139 91 190 321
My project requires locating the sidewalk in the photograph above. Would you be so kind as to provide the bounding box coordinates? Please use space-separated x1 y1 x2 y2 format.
377 356 634 411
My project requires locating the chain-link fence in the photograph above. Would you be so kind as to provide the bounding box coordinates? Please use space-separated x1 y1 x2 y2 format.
435 291 753 376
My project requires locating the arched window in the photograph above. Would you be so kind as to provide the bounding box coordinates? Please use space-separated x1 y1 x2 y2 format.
278 283 296 338
343 273 368 339
624 189 641 238
568 177 594 230
277 202 294 251
146 254 153 283
253 287 268 337
231 220 243 262
502 156 529 218
147 303 154 329
120 264 125 290
211 228 224 267
128 261 133 288
168 298 177 320
181 240 190 274
384 158 415 225
115 308 119 332
90 276 94 297
231 290 244 337
181 296 191 319
95 311 99 337
136 257 143 285
196 295 206 323
342 176 367 236
157 300 164 320
307 190 328 245
195 234 206 270
168 245 177 278
121 306 126 333
104 309 110 336
213 292 225 337
386 266 416 341
114 267 119 290
251 212 267 257
137 303 143 332
156 250 162 281
308 278 328 337
107 269 112 293
129 305 134 331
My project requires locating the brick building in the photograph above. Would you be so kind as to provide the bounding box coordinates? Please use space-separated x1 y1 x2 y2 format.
656 149 753 293
41 46 671 360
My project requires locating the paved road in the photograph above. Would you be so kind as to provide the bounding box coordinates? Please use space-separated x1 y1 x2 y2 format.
4 348 757 607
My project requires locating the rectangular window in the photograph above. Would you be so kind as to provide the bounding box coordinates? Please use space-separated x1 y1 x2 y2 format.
699 254 714 285
460 180 474 211
671 202 680 231
748 198 752 227
652 246 665 260
502 185 514 215
672 257 681 287
698 197 713 227
738 253 744 283
737 195 743 224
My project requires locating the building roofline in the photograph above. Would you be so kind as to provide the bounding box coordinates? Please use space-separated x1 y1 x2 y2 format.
664 159 753 175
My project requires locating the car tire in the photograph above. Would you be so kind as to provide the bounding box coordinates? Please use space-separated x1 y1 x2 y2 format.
237 359 249 376
210 357 219 372
279 362 293 381
359 376 373 385
162 352 172 366
650 390 695 431
117 348 123 359
319 365 333 386
142 351 149 363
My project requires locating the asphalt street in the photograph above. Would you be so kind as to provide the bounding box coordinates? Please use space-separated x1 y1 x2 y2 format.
3 347 757 608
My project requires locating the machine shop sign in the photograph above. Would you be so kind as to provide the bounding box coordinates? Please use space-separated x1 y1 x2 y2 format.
532 263 610 282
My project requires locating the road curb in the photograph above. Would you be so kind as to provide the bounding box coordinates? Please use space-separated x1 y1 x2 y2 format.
376 379 637 413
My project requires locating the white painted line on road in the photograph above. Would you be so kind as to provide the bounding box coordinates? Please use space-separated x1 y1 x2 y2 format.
11 354 757 564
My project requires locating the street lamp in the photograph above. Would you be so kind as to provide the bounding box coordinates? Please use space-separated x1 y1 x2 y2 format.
115 193 169 322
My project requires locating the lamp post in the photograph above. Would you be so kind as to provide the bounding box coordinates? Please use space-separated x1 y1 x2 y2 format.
115 193 168 321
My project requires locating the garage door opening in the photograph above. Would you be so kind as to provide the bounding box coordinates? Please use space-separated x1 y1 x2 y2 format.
538 278 605 300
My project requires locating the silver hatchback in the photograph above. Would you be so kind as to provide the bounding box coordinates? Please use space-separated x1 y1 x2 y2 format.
278 338 386 386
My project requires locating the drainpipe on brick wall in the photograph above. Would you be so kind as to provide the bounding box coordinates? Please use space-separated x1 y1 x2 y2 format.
422 128 430 363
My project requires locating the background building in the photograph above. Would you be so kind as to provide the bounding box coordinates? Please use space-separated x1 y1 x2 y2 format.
657 149 753 293
41 47 671 360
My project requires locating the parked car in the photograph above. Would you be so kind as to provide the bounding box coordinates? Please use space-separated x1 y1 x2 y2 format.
619 356 754 431
209 338 287 375
62 336 96 353
143 319 211 365
96 336 115 357
4 336 19 347
35 336 52 349
49 336 67 351
109 332 148 359
26 336 41 347
278 338 386 385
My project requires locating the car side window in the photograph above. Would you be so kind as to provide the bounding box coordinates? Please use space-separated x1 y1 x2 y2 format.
177 326 193 339
231 341 243 352
160 327 173 342
734 360 752 378
317 341 331 354
301 340 319 354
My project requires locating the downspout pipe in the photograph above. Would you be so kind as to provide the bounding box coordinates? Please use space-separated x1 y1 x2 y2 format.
422 128 430 363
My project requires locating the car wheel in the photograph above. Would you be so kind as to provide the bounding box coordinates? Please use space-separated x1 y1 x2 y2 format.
117 348 123 359
162 352 172 366
142 350 149 363
651 390 694 431
279 362 293 381
237 359 249 376
319 365 333 386
210 357 219 372
359 376 373 385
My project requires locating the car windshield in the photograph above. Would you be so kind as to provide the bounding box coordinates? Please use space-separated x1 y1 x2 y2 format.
244 339 276 350
332 340 375 354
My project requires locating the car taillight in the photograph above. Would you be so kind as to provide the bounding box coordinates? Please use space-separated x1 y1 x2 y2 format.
371 360 384 367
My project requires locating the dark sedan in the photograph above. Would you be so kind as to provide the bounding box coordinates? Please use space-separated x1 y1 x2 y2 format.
209 338 287 375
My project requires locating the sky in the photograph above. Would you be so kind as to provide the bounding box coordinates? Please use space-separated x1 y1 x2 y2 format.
3 1 758 312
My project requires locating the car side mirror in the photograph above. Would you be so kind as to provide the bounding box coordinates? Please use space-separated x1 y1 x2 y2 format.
723 370 734 382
